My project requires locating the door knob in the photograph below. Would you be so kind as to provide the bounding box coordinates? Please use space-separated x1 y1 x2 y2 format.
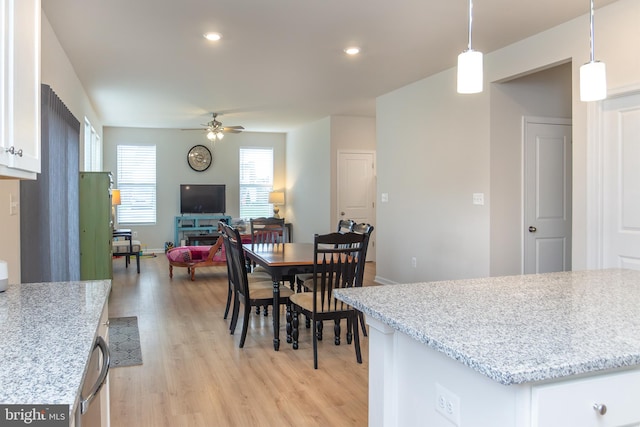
340 212 345 216
528 226 537 233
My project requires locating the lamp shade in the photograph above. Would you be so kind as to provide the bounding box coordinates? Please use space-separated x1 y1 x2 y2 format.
457 50 483 94
268 191 285 205
580 61 607 102
112 189 121 206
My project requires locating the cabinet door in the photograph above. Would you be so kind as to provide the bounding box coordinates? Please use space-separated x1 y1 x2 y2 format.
9 0 40 173
0 0 40 177
80 173 113 280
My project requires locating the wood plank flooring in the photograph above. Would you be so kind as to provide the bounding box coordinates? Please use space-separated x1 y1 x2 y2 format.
108 253 375 427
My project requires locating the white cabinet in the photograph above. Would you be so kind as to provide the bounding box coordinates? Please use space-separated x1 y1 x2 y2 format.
366 317 640 427
0 0 40 179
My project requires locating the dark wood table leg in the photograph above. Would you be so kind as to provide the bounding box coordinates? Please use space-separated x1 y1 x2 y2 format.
273 278 280 351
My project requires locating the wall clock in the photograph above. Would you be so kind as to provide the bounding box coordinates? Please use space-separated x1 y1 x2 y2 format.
187 145 212 172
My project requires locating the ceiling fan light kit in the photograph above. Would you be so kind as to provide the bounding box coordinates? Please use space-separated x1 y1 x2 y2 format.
181 112 244 142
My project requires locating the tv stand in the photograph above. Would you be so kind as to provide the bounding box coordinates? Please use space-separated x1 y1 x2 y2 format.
174 214 232 246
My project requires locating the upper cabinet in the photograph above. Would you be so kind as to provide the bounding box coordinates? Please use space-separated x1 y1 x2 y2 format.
0 0 41 179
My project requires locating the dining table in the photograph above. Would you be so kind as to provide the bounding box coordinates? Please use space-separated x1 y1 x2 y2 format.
242 242 316 351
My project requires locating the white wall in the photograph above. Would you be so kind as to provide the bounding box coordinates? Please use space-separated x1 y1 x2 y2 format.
375 0 640 284
377 70 491 284
0 181 20 283
286 118 332 243
103 127 285 252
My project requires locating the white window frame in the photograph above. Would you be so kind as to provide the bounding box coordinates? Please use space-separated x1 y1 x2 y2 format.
239 147 274 219
116 144 157 224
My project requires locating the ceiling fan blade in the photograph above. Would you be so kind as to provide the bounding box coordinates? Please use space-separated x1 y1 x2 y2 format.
180 128 206 131
223 126 244 133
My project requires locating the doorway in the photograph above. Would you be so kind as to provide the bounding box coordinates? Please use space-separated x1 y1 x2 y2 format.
337 150 376 261
489 62 572 276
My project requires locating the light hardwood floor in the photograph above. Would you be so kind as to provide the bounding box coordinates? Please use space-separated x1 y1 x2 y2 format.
108 253 375 427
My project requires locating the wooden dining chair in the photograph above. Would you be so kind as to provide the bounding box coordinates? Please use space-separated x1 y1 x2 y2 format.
220 222 294 348
288 231 369 368
295 218 355 292
250 217 294 295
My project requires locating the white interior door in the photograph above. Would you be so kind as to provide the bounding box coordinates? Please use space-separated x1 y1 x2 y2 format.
337 150 376 261
602 92 640 269
524 117 572 274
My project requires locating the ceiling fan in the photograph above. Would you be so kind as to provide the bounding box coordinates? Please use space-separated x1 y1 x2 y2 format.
183 113 244 141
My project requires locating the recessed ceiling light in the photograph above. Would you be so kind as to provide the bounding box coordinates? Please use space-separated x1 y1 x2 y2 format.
344 47 360 55
204 32 222 41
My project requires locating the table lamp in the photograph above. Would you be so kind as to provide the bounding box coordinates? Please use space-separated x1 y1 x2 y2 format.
268 191 285 218
112 189 121 229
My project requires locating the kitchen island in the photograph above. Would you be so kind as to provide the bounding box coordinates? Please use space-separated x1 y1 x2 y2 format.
0 280 111 426
335 269 640 427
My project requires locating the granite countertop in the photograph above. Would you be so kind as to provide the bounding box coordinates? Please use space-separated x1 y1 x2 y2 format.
0 280 111 409
335 269 640 385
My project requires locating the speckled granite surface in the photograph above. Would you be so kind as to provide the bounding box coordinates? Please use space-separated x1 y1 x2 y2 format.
0 280 111 410
335 269 640 385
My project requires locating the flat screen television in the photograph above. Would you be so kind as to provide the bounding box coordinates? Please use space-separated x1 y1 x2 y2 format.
180 184 226 214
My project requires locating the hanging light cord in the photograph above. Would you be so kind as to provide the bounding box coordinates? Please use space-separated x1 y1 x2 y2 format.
467 0 474 51
589 0 595 63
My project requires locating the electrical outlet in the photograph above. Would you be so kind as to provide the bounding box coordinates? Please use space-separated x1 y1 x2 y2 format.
411 257 417 268
436 383 461 426
133 231 138 237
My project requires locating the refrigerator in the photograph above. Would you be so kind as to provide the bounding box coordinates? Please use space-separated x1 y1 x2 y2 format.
79 172 113 280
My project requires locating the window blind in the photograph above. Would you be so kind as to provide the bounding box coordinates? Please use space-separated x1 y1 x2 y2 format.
239 147 273 219
116 145 157 224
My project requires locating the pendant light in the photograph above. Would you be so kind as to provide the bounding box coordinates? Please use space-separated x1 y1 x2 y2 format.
457 0 483 94
580 0 607 102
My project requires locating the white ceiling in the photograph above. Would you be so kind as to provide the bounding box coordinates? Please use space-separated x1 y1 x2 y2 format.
42 0 617 133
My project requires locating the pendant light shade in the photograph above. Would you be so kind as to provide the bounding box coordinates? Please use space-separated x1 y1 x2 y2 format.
457 50 483 94
580 61 607 102
580 0 607 102
457 0 483 94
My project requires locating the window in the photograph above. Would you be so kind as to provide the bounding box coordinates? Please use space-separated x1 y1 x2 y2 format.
239 147 273 219
116 145 157 224
83 117 101 171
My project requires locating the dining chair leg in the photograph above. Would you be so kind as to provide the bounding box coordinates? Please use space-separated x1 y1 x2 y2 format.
239 304 251 348
358 311 368 337
334 319 342 345
286 304 293 344
313 324 319 369
352 313 362 364
316 320 323 341
291 311 300 350
229 292 240 333
223 282 233 319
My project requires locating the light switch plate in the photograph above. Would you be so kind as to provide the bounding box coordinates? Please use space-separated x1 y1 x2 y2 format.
381 193 389 203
